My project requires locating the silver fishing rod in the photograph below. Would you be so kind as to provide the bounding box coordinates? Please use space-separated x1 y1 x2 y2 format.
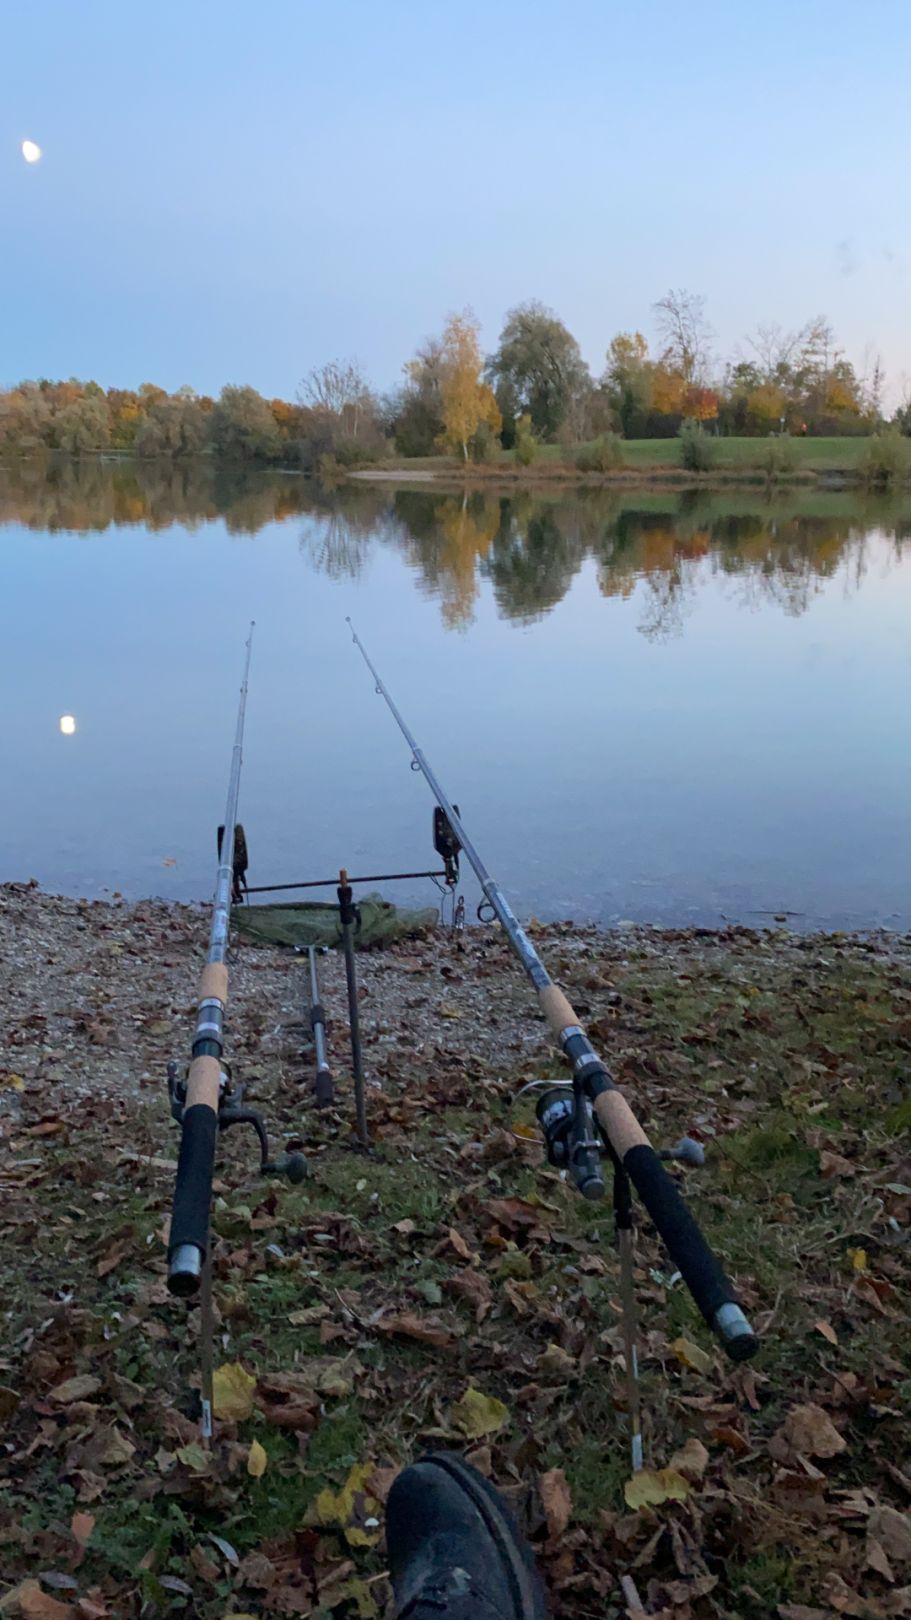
168 624 255 1297
347 618 758 1362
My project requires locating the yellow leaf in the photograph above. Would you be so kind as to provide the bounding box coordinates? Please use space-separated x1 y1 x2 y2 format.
310 1462 381 1547
671 1336 713 1376
624 1467 691 1510
848 1247 868 1273
451 1385 510 1439
0 1072 25 1091
513 1122 538 1140
247 1438 267 1478
212 1362 256 1422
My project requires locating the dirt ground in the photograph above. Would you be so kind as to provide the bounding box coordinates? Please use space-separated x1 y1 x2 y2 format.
1 882 909 1620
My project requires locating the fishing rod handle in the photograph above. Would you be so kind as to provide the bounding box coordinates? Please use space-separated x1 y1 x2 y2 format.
168 1055 220 1296
168 958 229 1297
539 988 758 1361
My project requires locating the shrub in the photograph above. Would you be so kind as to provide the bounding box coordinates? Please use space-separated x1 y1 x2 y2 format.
514 413 539 467
678 423 718 472
574 433 624 473
757 436 799 479
860 431 911 488
469 420 498 464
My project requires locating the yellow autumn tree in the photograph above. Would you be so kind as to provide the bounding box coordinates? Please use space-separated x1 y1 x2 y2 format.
437 312 502 461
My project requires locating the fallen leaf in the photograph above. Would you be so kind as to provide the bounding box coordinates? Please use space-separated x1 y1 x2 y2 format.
70 1513 95 1548
540 1343 576 1379
48 1375 101 1405
848 1246 868 1273
208 1533 240 1566
375 1312 453 1349
814 1320 839 1346
671 1337 713 1376
866 1540 895 1581
97 1427 135 1468
540 1467 572 1538
213 1362 256 1422
176 1443 210 1473
780 1402 846 1459
668 1437 709 1480
247 1438 267 1478
0 1071 25 1091
868 1505 911 1570
13 1582 73 1619
624 1468 691 1510
820 1150 855 1178
447 1226 472 1260
309 1462 381 1548
0 1385 20 1421
451 1386 510 1439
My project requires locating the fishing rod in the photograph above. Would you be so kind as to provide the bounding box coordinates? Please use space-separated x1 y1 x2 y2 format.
347 618 758 1366
167 626 305 1301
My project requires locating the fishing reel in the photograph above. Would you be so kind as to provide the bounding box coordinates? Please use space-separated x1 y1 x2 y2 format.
534 1083 705 1199
167 1060 307 1183
432 807 461 887
217 823 249 903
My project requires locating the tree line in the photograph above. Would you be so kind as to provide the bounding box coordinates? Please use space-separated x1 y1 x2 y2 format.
2 291 909 468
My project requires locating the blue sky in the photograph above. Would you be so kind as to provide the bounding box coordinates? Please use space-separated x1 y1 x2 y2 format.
3 0 909 404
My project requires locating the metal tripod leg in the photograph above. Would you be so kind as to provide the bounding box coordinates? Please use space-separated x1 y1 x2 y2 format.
338 870 368 1148
199 1245 215 1445
614 1161 643 1473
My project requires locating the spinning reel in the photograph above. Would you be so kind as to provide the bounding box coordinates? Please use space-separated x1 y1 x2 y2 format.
167 1060 307 1183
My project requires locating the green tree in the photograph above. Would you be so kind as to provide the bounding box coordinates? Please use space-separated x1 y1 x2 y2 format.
55 396 111 454
487 301 590 439
209 386 281 461
135 395 208 458
603 332 652 436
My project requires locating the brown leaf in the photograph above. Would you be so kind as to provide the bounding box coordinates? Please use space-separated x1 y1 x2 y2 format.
867 1541 896 1582
236 1551 276 1590
869 1507 911 1570
70 1513 95 1548
445 1269 492 1322
447 1226 473 1260
375 1312 454 1349
820 1150 856 1178
484 1197 543 1233
668 1438 709 1481
540 1343 576 1380
780 1402 847 1460
540 1467 572 1538
48 1375 101 1405
814 1320 839 1346
15 1581 74 1619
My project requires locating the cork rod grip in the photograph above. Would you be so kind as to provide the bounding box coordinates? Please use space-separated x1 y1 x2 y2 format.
199 963 228 1004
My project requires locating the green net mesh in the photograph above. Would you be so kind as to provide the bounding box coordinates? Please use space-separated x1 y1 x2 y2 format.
232 891 439 949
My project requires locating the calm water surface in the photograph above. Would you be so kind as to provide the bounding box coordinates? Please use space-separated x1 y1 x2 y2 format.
2 460 909 929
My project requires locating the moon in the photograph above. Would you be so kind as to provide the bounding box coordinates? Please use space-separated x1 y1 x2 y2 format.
21 140 42 164
59 714 76 735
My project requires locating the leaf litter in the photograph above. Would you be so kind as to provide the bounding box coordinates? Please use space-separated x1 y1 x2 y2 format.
0 880 910 1617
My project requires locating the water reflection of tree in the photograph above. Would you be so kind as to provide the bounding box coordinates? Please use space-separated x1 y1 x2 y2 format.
3 461 910 636
0 455 309 537
387 491 502 627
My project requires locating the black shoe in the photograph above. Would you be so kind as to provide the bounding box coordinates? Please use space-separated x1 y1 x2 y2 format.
386 1451 547 1620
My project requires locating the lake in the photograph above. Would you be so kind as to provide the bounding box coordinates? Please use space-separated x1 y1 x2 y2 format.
2 458 910 930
